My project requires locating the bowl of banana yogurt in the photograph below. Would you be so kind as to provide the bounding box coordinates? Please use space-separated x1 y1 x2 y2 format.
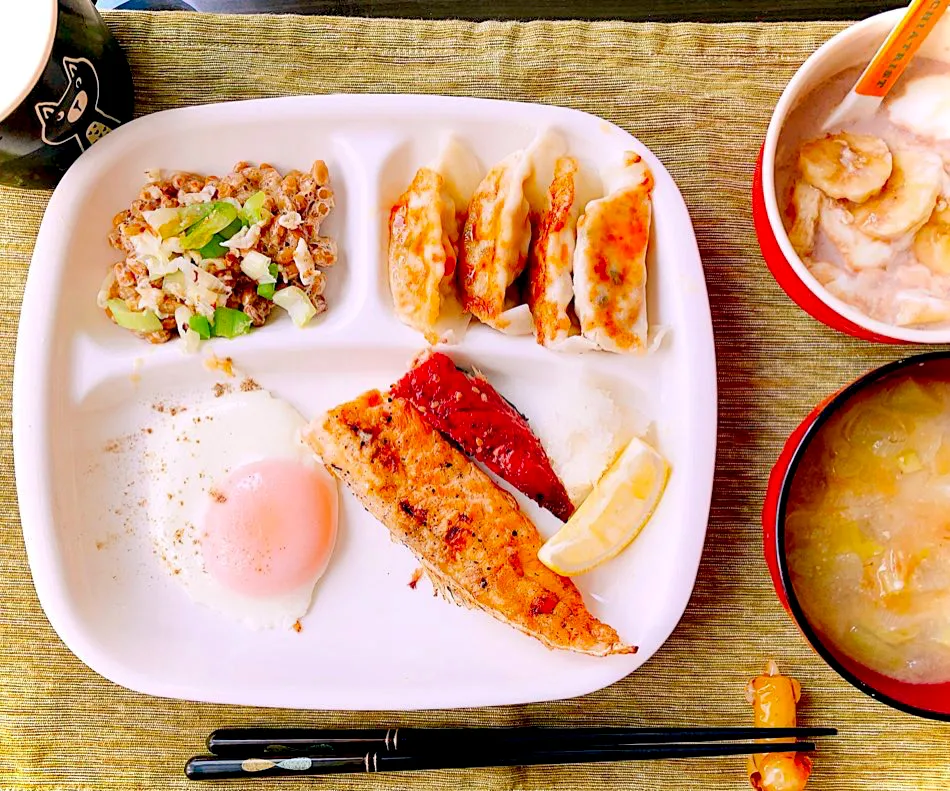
754 9 950 343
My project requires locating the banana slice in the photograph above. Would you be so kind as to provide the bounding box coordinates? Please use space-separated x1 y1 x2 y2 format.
822 270 861 303
786 181 821 257
798 133 892 203
914 219 950 275
820 202 892 270
852 147 943 240
934 200 950 226
823 268 890 320
807 260 844 286
894 290 950 326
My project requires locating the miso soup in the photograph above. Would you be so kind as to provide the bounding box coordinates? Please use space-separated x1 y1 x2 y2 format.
786 373 950 684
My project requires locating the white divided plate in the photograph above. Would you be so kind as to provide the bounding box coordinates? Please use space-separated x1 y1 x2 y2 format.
13 95 716 710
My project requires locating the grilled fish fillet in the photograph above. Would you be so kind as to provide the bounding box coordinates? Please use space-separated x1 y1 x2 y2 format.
304 390 635 657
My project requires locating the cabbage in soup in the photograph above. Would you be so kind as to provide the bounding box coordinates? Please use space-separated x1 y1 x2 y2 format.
786 374 950 684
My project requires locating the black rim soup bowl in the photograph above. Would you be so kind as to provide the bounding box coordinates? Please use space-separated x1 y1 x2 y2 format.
764 351 950 722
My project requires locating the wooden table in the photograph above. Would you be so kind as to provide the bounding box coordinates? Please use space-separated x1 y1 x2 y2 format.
113 0 902 21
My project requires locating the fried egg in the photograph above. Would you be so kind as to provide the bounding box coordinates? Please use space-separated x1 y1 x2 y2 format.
143 387 337 629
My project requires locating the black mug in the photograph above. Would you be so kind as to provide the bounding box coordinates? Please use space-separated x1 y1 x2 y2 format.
1 0 134 189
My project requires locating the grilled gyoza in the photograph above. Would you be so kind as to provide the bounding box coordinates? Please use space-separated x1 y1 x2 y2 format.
458 150 533 329
388 167 467 344
573 152 654 353
527 156 581 347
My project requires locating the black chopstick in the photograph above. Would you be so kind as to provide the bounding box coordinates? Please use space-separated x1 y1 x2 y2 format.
185 741 817 780
207 726 837 757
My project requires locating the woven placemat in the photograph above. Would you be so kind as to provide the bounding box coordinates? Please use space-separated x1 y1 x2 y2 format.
1 11 948 791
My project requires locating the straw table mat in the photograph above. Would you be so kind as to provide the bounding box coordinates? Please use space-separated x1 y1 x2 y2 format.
1 10 948 791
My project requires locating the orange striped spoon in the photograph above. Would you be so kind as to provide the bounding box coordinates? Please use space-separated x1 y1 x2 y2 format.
824 0 950 131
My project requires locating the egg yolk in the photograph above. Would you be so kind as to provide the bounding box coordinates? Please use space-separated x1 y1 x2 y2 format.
202 459 337 597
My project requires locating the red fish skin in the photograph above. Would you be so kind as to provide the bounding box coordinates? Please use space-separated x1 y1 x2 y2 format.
392 351 575 521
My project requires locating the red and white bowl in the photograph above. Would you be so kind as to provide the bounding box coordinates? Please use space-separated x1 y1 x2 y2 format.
763 351 950 721
753 9 950 344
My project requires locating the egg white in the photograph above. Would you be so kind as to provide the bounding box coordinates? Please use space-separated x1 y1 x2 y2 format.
142 388 335 629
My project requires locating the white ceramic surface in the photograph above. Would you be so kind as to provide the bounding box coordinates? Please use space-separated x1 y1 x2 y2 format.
762 10 950 344
1 1 56 122
13 94 716 710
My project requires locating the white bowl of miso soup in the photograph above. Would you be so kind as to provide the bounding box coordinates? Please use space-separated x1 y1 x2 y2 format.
772 352 950 720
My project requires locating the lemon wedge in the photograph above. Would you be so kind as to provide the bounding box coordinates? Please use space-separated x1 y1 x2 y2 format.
538 437 670 575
